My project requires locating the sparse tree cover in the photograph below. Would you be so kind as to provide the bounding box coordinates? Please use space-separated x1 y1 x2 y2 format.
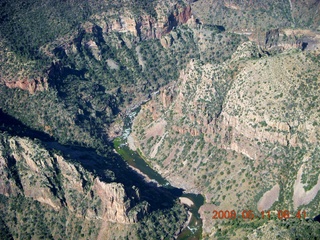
1 0 320 238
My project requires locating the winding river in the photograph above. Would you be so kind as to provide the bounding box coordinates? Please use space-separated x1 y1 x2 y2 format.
114 109 204 239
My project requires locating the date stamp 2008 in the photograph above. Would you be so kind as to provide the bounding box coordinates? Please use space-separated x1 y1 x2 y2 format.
212 210 307 220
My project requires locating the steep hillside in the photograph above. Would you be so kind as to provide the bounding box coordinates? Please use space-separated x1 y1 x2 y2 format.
0 112 187 239
192 0 320 31
0 1 197 238
0 0 198 147
1 0 320 239
130 44 320 237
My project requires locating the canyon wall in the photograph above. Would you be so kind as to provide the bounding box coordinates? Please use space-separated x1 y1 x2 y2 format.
0 133 148 224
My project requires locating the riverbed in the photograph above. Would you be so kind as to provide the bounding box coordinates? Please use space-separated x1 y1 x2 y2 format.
113 109 204 239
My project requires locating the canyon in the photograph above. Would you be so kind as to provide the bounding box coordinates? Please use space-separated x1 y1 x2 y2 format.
1 0 320 238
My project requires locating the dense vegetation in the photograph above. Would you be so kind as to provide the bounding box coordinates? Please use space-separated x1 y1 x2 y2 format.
0 194 99 240
0 0 159 59
136 204 188 239
0 11 221 149
0 193 188 240
0 111 188 239
212 217 320 239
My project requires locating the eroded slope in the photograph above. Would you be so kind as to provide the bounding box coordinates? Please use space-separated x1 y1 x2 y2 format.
131 45 320 237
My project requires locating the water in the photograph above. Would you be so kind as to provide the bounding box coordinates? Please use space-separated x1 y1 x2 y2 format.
114 108 204 239
177 193 204 240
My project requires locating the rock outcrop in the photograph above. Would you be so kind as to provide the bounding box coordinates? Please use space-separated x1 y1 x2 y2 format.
2 77 48 94
0 3 192 94
91 4 192 40
131 46 320 236
254 28 313 55
0 133 148 224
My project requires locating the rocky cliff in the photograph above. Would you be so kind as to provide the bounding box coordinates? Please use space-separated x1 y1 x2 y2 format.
0 107 187 239
0 2 192 94
0 133 148 225
192 0 320 31
2 77 48 94
131 42 320 237
0 0 205 156
97 4 192 40
0 39 49 94
1 0 320 238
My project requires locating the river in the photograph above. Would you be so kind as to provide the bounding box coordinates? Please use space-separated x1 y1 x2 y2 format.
113 109 204 239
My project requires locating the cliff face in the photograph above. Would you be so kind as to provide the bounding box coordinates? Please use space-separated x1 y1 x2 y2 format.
134 38 320 158
192 0 320 31
0 39 49 94
2 77 48 94
98 4 192 40
0 133 148 224
0 2 192 94
131 44 320 234
252 28 315 55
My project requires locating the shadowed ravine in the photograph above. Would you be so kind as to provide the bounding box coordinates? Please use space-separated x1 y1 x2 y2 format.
114 109 205 239
1 105 205 238
0 108 200 237
0 109 181 215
